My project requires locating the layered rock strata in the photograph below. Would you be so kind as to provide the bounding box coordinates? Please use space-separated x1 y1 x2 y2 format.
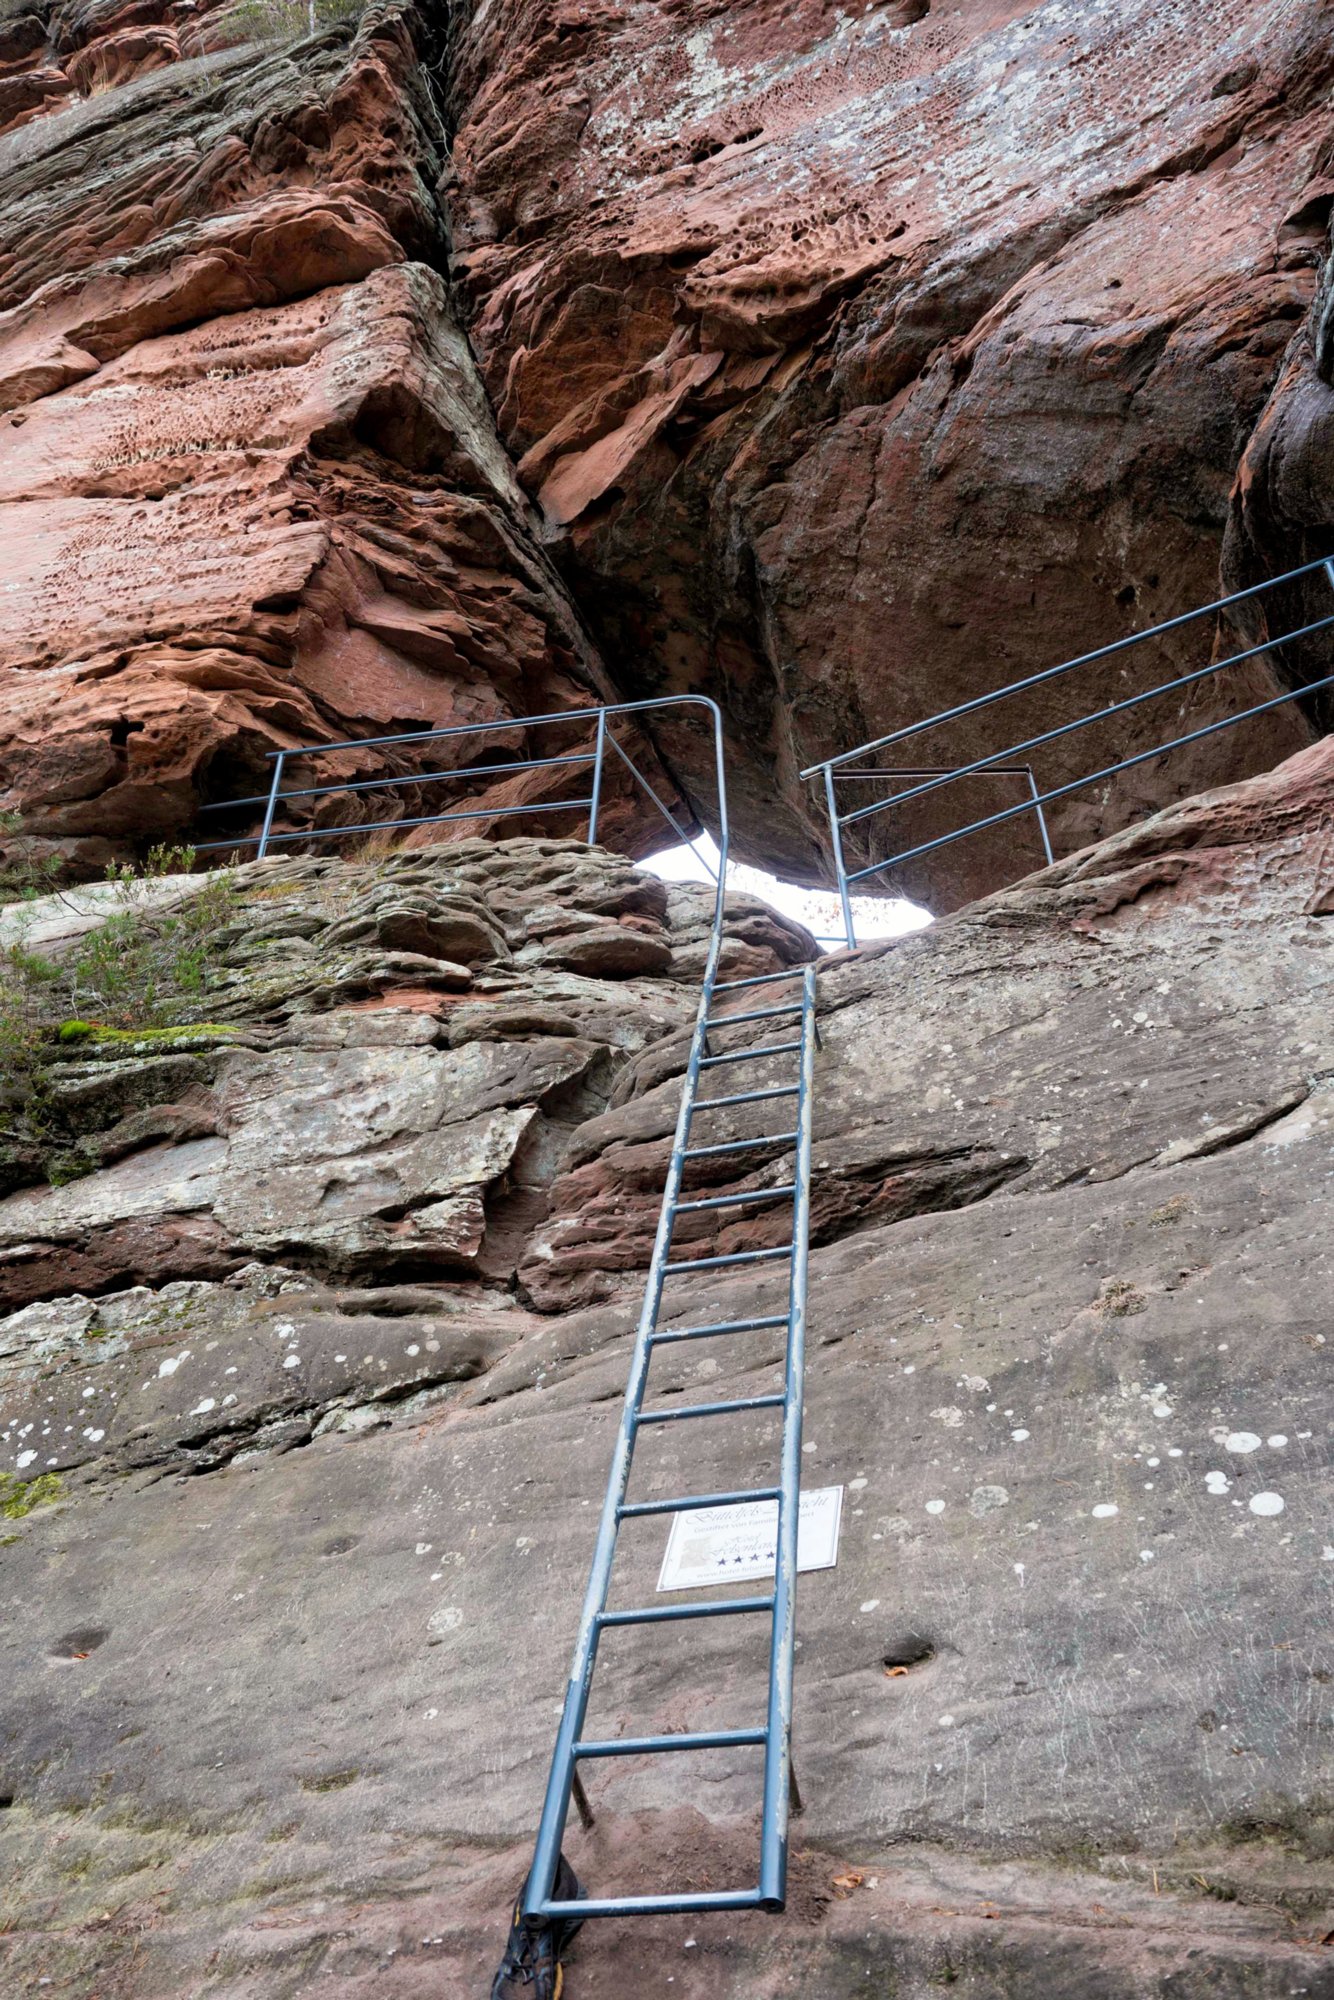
0 0 690 875
0 748 1329 1995
446 0 1334 898
3 0 1334 903
0 836 815 1309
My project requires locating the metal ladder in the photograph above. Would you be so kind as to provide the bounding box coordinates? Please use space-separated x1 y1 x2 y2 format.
519 953 819 1922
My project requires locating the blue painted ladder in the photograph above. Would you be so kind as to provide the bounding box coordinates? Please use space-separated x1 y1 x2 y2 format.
520 954 819 1920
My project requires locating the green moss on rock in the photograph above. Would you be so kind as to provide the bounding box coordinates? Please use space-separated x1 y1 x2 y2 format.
55 1021 240 1048
0 1471 65 1518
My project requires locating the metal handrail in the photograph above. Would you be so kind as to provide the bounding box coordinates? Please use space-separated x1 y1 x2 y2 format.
800 552 1334 777
230 696 818 1927
196 750 596 813
191 695 728 872
202 692 822 1930
807 558 1334 946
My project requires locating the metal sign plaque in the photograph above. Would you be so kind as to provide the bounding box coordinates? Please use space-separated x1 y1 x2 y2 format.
656 1485 844 1594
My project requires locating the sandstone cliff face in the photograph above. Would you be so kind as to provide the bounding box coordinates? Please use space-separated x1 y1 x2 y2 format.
1227 212 1334 716
1 0 1332 900
0 749 1329 1996
1 7 1333 1995
446 0 1334 897
0 0 691 874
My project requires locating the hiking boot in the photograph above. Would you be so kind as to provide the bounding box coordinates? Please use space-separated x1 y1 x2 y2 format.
491 1853 585 1999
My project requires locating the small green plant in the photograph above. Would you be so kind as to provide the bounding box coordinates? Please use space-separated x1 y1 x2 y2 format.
46 1147 99 1188
0 851 238 1185
61 855 236 1032
0 811 62 909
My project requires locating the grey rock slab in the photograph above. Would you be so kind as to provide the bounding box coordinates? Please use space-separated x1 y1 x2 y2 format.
211 1038 596 1168
0 871 202 955
44 1053 214 1134
2 1103 1328 1837
0 1136 226 1250
0 1099 1327 1991
0 1026 617 1297
213 1105 536 1246
528 924 676 978
0 1268 534 1481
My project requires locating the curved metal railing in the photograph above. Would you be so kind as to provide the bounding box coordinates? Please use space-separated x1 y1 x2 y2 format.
804 556 1334 946
194 695 723 881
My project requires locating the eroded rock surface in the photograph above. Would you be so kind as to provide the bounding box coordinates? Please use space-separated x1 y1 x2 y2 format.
0 836 815 1307
0 0 688 872
1 2 1333 1993
0 752 1329 1997
2 0 1332 904
444 0 1334 899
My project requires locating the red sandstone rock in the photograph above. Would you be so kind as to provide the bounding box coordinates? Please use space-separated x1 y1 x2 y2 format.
447 0 1334 900
1223 204 1334 751
0 2 687 873
1 0 1332 899
520 731 1334 1309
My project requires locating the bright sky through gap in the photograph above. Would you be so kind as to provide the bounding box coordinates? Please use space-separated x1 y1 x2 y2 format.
638 834 933 948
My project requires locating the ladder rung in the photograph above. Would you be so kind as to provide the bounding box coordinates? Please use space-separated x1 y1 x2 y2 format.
637 1393 785 1427
714 969 808 991
705 1003 803 1028
597 1594 774 1627
575 1727 767 1759
675 1184 796 1214
534 1889 767 1918
649 1314 788 1346
699 1039 801 1069
665 1244 792 1275
618 1485 780 1520
682 1131 797 1160
693 1085 800 1110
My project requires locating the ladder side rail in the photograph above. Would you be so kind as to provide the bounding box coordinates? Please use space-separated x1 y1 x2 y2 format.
758 963 818 1908
521 700 730 1921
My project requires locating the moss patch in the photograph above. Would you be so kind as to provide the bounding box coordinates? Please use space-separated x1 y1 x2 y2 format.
298 1768 360 1793
1095 1276 1147 1317
56 1021 240 1048
0 1471 65 1519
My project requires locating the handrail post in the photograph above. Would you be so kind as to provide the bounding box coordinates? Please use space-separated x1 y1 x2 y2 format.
1026 765 1054 866
587 708 607 845
256 752 285 860
821 765 856 950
